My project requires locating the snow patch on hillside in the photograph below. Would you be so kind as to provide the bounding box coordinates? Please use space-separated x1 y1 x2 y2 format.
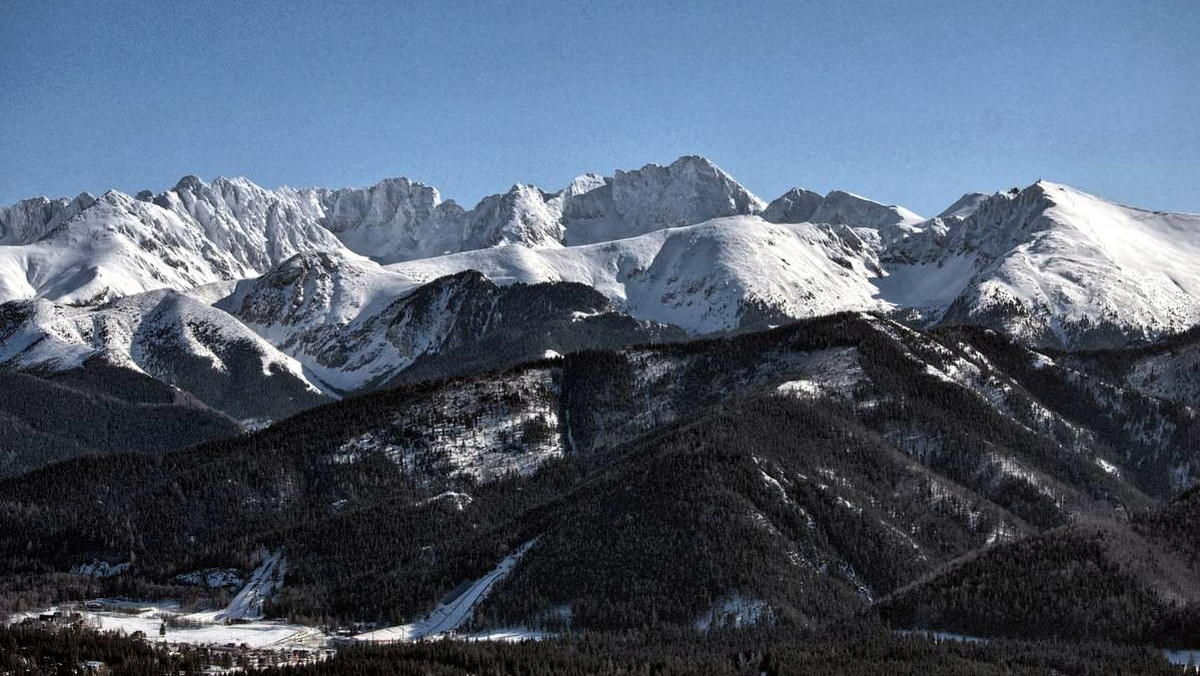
695 595 772 631
331 368 563 482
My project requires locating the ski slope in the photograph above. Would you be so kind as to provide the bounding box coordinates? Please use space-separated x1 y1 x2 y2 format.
190 549 286 623
355 540 536 642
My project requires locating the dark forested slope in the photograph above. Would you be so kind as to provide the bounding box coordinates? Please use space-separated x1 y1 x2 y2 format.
1 313 1197 640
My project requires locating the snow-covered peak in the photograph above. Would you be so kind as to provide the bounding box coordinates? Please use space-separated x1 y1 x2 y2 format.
0 177 355 305
761 186 926 240
0 288 326 419
914 180 1200 347
762 187 824 224
463 183 565 250
562 173 607 197
557 155 765 245
220 248 418 331
391 214 887 334
0 189 256 304
937 192 990 220
172 174 205 192
809 190 925 231
315 176 467 263
5 163 1198 352
607 155 766 226
154 173 340 272
0 192 96 245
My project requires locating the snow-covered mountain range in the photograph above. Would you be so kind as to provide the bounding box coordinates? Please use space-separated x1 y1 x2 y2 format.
2 155 1198 421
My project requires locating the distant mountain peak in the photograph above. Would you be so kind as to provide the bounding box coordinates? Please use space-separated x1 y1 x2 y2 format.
936 192 990 220
173 174 206 192
762 187 823 224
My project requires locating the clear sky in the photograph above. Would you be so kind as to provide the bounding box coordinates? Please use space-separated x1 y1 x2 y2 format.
2 0 1197 216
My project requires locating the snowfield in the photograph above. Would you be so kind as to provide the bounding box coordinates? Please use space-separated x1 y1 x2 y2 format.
391 216 888 334
2 159 1199 405
7 602 328 651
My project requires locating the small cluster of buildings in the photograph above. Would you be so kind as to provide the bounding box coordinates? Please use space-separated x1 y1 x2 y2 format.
165 643 336 671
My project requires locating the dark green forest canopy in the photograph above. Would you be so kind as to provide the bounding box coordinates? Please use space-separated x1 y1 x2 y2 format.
1 312 1198 647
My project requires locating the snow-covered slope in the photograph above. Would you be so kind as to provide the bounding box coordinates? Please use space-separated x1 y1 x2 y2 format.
215 249 422 392
557 155 766 245
0 186 348 305
0 192 253 304
4 161 1197 353
761 188 824 224
317 177 467 263
152 175 343 272
392 180 1200 347
762 187 928 247
893 181 1200 348
0 289 326 420
391 215 886 334
314 156 764 261
216 249 678 392
810 190 925 231
936 192 990 220
320 156 764 259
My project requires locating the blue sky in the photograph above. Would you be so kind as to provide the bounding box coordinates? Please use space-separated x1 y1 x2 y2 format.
2 1 1197 215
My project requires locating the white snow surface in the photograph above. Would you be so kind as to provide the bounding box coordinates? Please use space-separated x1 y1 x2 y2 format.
0 188 343 306
391 216 886 334
0 288 318 391
9 601 326 650
216 249 422 392
5 165 1199 355
0 193 95 245
894 181 1200 346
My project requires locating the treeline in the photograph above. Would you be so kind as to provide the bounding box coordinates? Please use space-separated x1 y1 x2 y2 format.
0 624 201 675
1 622 1187 676
242 628 1184 676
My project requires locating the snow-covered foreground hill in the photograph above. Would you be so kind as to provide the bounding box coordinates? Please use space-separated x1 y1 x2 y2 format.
0 289 327 420
892 181 1200 348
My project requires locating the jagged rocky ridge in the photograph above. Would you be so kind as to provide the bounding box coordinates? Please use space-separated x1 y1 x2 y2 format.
216 249 685 394
0 252 683 468
4 159 1197 349
0 157 1198 434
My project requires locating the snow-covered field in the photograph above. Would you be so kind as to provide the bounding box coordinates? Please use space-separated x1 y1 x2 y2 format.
9 600 328 651
8 551 313 649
